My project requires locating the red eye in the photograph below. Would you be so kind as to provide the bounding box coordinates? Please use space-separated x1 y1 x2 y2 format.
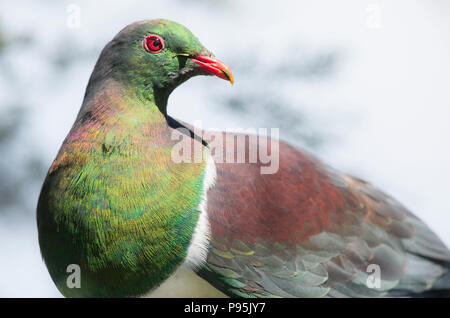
144 35 164 53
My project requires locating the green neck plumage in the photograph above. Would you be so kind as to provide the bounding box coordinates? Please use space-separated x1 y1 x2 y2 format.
38 78 207 297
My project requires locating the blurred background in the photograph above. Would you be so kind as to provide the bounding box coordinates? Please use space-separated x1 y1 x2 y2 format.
0 0 449 297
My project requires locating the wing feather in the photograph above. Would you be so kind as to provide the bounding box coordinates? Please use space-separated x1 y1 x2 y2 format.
199 139 450 297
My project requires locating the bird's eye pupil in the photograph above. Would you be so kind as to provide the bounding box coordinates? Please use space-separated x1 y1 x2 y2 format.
144 35 164 53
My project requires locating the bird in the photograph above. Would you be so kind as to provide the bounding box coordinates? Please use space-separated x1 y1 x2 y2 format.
37 19 450 298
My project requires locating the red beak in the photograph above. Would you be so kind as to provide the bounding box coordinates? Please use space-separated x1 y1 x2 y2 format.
191 55 234 85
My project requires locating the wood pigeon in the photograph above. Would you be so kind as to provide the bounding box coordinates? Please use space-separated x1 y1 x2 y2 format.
37 19 450 297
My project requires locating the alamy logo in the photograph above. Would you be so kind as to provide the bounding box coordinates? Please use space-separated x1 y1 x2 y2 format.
66 4 81 29
366 3 383 30
171 121 280 174
66 264 81 289
366 264 381 289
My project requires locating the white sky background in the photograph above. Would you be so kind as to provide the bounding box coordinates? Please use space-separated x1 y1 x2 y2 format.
0 0 449 297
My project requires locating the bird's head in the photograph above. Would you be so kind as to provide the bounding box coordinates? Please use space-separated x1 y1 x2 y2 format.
88 19 233 107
